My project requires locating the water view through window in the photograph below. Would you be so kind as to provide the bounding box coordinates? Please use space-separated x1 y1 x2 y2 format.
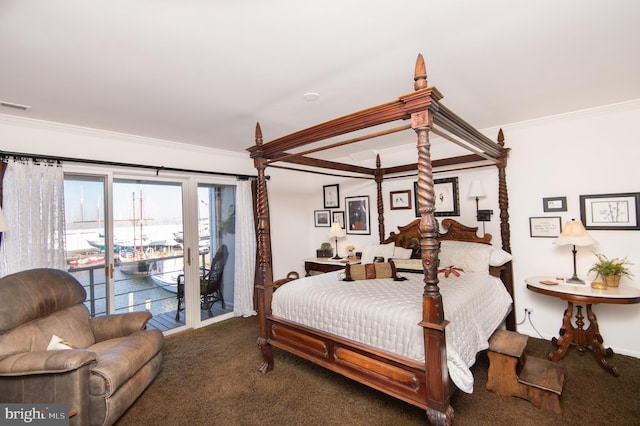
64 175 235 331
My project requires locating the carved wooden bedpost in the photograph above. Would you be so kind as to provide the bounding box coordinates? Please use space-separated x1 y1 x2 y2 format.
375 154 385 243
496 128 516 331
412 54 454 425
253 122 275 373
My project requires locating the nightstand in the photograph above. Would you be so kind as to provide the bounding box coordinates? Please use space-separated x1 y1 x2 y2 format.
304 258 359 276
526 276 640 376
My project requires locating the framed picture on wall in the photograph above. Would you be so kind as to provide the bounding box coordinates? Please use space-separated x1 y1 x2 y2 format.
390 190 412 210
314 210 331 227
580 192 640 230
529 216 562 238
345 196 370 235
323 184 340 209
414 177 460 217
332 211 345 229
543 196 567 212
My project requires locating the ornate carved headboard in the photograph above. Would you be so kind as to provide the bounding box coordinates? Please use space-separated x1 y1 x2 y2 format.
383 218 491 251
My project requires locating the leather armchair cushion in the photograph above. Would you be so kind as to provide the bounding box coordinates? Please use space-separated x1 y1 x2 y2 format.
90 312 152 343
0 349 97 376
0 268 86 333
0 304 96 357
89 329 164 397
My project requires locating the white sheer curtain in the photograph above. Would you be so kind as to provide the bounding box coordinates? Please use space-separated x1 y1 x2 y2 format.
233 180 257 317
0 159 66 276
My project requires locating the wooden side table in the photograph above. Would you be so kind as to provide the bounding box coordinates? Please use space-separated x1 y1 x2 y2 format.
526 276 640 377
304 258 359 276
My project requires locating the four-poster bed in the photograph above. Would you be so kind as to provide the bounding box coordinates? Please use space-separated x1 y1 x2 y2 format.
247 54 514 424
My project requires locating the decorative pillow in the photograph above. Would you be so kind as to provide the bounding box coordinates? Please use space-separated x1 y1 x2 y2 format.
439 240 491 274
489 247 513 266
343 261 406 281
360 242 396 264
47 334 75 350
438 266 465 278
392 246 413 259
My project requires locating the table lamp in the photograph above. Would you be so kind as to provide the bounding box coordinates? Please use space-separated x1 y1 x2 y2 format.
555 218 597 284
468 180 493 222
328 222 345 260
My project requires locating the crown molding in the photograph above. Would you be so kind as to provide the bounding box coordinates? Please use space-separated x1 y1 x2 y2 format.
0 113 247 160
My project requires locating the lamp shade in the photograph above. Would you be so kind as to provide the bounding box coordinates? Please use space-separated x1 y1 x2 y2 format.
555 219 597 247
328 222 345 238
0 207 7 232
468 180 485 198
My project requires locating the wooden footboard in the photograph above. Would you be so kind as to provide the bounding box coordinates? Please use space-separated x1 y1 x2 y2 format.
265 315 434 409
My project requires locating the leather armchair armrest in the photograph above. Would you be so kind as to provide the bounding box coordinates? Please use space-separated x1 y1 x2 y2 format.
0 350 96 376
89 311 152 342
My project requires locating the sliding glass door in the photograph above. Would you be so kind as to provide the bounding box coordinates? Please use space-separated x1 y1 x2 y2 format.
64 171 238 332
111 178 184 329
64 174 109 316
195 183 236 322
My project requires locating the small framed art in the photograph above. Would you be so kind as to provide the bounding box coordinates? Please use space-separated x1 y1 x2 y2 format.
390 190 412 210
323 184 339 209
314 210 331 227
332 211 345 229
543 196 567 212
529 216 562 238
345 195 370 235
414 177 460 217
580 192 640 230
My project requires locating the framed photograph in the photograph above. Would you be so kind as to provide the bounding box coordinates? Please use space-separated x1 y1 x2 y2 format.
414 177 460 217
323 184 339 209
332 211 345 229
314 210 331 227
580 192 640 230
543 196 567 212
345 195 370 235
390 190 412 210
529 216 562 238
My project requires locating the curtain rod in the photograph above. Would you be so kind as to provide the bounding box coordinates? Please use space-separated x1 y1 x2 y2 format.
0 150 257 180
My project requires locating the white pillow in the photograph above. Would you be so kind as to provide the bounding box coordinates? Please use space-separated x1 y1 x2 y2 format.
490 247 513 266
360 242 396 264
438 240 491 274
392 246 413 259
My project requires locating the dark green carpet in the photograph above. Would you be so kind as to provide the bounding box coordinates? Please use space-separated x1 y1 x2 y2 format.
116 316 640 425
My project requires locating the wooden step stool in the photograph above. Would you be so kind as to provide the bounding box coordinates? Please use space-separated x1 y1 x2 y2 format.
486 329 565 415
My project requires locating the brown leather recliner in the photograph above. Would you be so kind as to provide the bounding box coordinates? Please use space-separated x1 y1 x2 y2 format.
0 268 164 426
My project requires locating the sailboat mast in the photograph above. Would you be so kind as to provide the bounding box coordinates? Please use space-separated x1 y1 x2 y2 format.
132 192 136 252
139 189 143 253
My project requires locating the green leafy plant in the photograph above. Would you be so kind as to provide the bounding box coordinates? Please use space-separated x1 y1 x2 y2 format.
320 242 332 250
588 253 634 278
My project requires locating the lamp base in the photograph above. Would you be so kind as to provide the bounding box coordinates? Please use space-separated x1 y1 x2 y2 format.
331 255 342 260
566 275 585 284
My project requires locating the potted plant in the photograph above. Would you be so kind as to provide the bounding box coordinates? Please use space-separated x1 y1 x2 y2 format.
345 244 356 259
588 253 634 287
317 242 333 258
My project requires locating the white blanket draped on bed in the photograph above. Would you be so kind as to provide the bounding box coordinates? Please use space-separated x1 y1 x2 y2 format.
271 271 512 393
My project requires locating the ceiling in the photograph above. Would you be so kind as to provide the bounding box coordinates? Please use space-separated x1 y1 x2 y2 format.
1 1 639 163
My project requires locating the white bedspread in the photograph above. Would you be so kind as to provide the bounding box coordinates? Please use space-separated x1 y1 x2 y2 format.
271 271 512 393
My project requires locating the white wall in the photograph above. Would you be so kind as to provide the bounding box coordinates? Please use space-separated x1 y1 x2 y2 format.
3 99 640 359
499 100 640 358
0 114 254 176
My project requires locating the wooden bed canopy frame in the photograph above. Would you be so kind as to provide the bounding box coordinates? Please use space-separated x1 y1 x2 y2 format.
247 54 514 425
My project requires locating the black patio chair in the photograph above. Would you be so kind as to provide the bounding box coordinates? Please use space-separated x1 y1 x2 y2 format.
175 244 229 321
